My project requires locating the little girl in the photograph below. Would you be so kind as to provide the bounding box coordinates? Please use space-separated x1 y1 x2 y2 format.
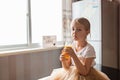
40 17 110 80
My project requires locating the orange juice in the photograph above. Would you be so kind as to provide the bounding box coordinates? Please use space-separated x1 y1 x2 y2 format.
62 52 70 59
62 46 72 59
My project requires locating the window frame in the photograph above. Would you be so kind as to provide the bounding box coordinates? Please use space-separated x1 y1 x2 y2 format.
0 0 63 51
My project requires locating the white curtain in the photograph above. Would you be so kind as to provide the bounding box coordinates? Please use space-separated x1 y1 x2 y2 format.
62 0 72 42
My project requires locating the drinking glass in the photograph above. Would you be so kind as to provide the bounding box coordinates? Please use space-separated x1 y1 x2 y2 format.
62 41 73 59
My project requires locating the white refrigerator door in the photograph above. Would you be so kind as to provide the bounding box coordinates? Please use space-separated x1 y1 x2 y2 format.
72 0 101 64
72 0 101 41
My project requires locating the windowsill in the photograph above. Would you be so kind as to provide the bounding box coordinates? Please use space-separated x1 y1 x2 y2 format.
0 45 63 57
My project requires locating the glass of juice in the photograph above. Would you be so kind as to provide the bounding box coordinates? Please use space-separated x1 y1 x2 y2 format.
62 41 72 59
62 46 71 59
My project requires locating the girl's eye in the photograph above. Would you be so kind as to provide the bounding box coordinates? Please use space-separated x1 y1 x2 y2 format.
72 28 75 31
76 29 81 32
72 28 81 32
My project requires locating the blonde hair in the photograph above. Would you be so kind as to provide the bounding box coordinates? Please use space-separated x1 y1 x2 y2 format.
72 17 90 31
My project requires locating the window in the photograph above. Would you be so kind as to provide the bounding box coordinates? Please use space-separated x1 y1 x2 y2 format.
0 0 62 50
31 0 62 44
0 0 27 46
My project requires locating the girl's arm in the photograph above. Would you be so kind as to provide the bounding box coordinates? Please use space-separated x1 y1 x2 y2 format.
63 47 94 75
72 54 94 75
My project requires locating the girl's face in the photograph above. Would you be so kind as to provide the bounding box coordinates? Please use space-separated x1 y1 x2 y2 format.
71 22 90 42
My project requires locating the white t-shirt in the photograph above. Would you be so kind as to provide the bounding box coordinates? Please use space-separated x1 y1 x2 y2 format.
71 43 96 67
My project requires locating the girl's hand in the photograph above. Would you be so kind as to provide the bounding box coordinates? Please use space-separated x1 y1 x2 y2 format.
59 54 69 61
62 47 75 57
59 53 71 69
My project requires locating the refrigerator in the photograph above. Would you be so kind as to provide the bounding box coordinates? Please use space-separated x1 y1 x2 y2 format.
72 0 102 66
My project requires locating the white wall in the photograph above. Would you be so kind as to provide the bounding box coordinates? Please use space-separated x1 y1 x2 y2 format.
0 48 62 80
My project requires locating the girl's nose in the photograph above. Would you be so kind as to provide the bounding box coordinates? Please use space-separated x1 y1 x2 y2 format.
72 31 77 36
72 31 75 35
73 30 77 34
